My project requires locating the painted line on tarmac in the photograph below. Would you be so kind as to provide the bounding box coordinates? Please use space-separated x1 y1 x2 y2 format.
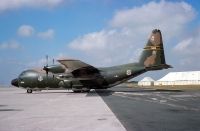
113 93 200 112
154 94 179 102
114 92 147 96
115 91 178 102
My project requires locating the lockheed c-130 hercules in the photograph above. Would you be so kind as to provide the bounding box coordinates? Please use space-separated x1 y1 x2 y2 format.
11 29 172 93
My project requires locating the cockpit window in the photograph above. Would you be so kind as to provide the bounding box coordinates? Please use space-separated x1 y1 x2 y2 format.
20 71 27 76
19 70 37 76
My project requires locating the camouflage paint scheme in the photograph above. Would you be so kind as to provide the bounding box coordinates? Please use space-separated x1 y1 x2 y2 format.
11 29 171 93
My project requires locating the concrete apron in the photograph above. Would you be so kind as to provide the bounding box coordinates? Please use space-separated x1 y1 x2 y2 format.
0 88 126 131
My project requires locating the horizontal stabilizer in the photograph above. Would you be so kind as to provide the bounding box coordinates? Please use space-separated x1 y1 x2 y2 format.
145 64 172 71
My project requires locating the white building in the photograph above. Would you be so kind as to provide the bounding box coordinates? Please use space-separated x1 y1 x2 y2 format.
138 77 154 86
154 71 200 86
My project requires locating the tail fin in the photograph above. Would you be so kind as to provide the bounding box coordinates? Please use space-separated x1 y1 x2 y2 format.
138 29 172 70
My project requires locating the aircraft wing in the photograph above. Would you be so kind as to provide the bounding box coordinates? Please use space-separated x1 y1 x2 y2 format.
57 59 99 77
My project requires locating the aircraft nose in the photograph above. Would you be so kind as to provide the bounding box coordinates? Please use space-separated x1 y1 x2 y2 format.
11 78 19 87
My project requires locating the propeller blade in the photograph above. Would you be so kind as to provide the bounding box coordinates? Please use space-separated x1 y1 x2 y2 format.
46 55 48 66
44 55 49 76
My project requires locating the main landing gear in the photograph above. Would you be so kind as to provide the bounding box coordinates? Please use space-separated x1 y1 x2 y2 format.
72 88 90 93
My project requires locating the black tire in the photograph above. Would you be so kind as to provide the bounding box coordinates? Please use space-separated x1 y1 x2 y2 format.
27 89 33 93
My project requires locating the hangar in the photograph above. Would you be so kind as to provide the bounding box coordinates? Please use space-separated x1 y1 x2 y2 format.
154 71 200 86
138 77 154 86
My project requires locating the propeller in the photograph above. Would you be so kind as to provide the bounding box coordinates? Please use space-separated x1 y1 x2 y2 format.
46 55 48 66
43 55 57 78
52 58 55 78
43 55 49 76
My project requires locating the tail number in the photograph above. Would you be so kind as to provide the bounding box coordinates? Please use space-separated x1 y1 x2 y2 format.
126 70 132 76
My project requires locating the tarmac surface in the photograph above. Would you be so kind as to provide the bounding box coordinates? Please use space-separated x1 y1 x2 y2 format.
1 86 200 131
96 86 200 131
0 87 125 131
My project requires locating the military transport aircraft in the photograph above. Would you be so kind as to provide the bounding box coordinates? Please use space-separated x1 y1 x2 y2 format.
11 29 171 93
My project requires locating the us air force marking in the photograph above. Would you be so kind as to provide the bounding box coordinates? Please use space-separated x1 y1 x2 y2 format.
126 70 132 76
38 76 43 81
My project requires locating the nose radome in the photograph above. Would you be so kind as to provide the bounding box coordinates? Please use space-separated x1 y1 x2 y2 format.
11 78 19 87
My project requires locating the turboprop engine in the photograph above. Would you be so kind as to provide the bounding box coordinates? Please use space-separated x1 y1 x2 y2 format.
43 64 66 74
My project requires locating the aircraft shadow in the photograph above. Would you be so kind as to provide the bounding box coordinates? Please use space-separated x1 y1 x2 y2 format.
95 89 114 97
34 91 73 94
16 88 182 96
86 89 113 97
16 91 73 94
94 88 183 97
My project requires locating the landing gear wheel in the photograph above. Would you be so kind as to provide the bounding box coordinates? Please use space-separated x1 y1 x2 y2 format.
27 89 33 93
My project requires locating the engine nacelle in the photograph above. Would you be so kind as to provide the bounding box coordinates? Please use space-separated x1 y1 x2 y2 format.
43 64 66 74
58 80 72 88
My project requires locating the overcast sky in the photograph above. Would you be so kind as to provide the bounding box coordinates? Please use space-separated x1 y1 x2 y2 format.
0 0 200 85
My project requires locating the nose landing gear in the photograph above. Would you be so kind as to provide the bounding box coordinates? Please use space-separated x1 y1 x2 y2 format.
27 89 33 93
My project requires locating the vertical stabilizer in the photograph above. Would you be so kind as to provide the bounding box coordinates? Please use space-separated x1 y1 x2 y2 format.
139 29 171 70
